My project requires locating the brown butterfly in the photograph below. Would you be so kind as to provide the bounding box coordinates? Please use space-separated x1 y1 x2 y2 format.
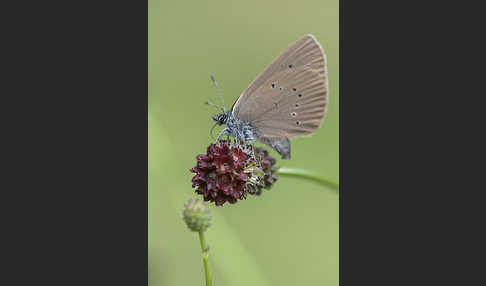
211 34 328 159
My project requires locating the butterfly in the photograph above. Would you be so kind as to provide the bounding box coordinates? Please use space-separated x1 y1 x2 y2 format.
210 34 328 160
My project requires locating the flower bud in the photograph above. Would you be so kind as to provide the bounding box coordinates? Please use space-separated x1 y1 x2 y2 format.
182 198 212 232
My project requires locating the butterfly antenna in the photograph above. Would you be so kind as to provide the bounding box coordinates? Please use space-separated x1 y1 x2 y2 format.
205 100 224 112
210 74 226 112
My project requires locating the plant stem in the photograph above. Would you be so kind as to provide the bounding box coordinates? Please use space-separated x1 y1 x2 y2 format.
198 231 212 286
277 167 339 190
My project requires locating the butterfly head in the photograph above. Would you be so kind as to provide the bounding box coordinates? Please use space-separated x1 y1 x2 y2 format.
212 112 228 126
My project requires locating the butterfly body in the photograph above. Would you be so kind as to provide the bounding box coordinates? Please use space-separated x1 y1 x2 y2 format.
212 34 328 160
213 111 292 159
213 111 257 143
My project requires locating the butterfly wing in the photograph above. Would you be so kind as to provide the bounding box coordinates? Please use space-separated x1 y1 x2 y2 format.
232 34 328 139
246 67 328 139
258 137 291 160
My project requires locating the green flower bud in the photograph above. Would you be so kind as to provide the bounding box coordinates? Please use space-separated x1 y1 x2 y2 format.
182 198 212 232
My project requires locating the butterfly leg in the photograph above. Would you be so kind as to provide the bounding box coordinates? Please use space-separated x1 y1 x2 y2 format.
215 128 231 143
248 144 257 161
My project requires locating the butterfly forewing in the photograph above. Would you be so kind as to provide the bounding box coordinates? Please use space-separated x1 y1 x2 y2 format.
232 34 328 138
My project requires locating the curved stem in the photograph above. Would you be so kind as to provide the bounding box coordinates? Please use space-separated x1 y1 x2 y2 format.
198 231 212 286
277 167 339 190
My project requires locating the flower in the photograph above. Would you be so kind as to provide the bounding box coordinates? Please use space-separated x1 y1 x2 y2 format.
190 140 278 206
182 198 212 232
190 140 250 206
253 147 278 195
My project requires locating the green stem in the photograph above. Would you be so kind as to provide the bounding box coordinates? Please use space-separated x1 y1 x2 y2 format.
277 167 339 190
198 231 212 286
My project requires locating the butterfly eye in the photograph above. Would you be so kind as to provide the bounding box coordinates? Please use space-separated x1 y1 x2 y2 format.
291 112 297 117
298 93 302 98
292 88 297 92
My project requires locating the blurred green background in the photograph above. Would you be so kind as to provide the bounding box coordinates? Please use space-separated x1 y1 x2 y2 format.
149 1 338 285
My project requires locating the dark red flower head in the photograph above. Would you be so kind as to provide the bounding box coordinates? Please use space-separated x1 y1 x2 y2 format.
253 147 278 195
190 140 278 206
